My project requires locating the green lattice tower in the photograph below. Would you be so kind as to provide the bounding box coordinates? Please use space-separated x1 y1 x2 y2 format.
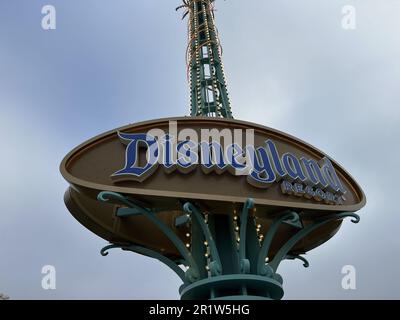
177 0 233 118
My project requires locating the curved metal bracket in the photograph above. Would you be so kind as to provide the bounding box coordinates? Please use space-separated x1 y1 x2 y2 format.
183 202 222 276
238 199 254 274
101 243 124 256
101 243 186 283
269 212 360 272
98 191 200 283
257 211 299 276
286 254 310 268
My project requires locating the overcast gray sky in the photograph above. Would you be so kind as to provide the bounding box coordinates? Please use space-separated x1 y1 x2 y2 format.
0 0 399 299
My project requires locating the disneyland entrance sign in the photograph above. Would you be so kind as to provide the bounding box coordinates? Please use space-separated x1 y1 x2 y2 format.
112 121 347 206
61 117 365 216
60 116 365 267
60 1 366 300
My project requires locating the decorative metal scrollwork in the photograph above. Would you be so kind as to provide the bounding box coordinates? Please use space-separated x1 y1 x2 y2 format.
286 254 310 268
98 191 200 283
97 191 360 290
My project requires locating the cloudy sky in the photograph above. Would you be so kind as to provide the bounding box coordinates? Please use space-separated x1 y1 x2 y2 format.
0 0 399 299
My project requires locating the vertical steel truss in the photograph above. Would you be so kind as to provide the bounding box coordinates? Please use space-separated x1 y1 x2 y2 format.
99 191 360 300
177 0 233 118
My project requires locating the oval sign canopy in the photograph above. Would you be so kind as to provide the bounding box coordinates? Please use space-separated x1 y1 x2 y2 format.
60 117 365 255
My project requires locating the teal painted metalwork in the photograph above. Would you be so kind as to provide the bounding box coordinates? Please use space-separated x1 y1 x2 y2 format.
183 202 222 276
175 214 191 227
269 212 360 272
116 207 142 217
238 198 254 274
177 0 233 118
101 243 187 283
257 211 299 276
97 191 360 299
97 191 200 283
180 274 284 300
286 254 310 268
